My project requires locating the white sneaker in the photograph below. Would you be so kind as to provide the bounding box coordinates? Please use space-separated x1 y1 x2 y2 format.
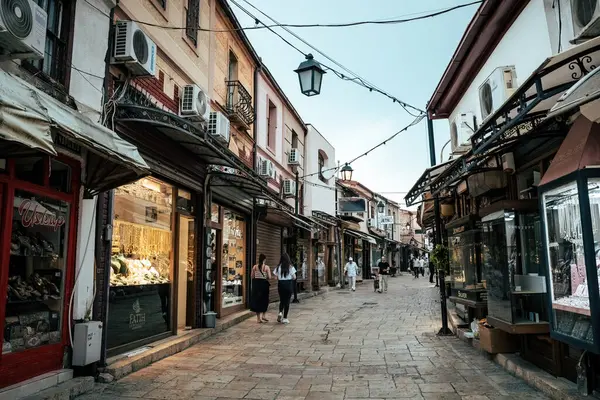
282 319 290 324
277 312 283 322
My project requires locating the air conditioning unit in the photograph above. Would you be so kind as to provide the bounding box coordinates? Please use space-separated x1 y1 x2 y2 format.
502 152 515 174
256 156 264 173
572 0 600 41
180 85 210 121
450 112 476 155
113 20 157 76
208 111 230 144
368 218 376 227
288 148 300 165
283 179 296 196
0 0 47 60
259 159 275 179
478 66 517 121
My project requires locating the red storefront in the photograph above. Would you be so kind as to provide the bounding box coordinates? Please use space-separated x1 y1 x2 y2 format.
0 70 148 388
0 155 80 386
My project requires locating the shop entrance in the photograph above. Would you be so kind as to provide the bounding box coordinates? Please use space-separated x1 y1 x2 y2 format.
176 212 195 330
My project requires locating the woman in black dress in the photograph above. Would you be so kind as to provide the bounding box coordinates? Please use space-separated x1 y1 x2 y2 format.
250 254 271 323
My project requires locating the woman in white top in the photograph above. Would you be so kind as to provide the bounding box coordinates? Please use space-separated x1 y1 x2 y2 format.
273 253 296 324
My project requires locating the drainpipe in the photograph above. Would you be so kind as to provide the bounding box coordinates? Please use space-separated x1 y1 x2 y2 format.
252 62 261 169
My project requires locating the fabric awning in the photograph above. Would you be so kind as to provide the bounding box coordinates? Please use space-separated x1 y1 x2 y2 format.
0 69 149 193
539 115 600 186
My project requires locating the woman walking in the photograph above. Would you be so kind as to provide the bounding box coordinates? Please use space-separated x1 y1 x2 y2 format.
250 254 271 323
274 253 296 324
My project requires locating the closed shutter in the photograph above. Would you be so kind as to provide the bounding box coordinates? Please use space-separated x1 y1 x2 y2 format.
256 222 282 302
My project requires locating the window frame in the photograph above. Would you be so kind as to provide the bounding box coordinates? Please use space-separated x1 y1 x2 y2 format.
23 0 76 90
318 152 327 183
185 0 200 46
267 98 277 152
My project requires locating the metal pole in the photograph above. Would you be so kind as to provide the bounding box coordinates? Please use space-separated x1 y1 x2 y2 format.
295 170 299 215
427 115 452 336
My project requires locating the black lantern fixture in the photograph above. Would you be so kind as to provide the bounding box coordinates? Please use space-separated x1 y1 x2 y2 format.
377 201 385 214
294 53 326 97
340 164 353 181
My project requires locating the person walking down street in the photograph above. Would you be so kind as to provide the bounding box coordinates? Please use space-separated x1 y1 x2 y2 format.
250 254 271 323
420 257 425 277
429 258 435 284
413 257 420 279
344 257 358 291
378 256 390 292
274 253 297 324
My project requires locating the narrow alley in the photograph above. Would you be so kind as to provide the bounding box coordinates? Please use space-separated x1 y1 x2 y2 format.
80 277 548 400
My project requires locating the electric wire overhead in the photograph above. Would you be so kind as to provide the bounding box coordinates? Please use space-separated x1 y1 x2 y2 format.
85 0 481 32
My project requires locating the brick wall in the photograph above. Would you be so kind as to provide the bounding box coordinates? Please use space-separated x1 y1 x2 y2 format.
133 74 179 114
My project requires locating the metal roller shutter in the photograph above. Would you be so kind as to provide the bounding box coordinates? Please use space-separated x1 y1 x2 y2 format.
256 222 282 302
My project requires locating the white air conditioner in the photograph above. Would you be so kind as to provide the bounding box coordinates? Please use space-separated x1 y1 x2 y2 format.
0 0 47 60
259 159 275 179
368 218 376 227
288 148 300 165
283 179 296 196
180 85 210 121
502 152 515 174
572 0 600 41
479 66 517 121
256 156 264 173
113 21 157 76
208 111 230 144
450 112 475 155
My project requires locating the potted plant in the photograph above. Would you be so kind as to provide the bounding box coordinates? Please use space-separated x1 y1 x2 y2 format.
431 244 451 297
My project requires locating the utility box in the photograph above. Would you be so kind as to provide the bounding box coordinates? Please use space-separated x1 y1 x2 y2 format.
72 321 102 366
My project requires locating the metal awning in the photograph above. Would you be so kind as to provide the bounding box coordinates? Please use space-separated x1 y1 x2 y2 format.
0 69 149 193
470 36 600 156
308 217 328 230
405 158 458 206
345 229 377 244
311 210 339 226
547 62 600 119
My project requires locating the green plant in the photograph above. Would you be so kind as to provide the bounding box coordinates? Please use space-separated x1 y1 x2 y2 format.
431 244 450 274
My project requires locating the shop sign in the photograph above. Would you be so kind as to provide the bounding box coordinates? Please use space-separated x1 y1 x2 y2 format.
452 226 465 235
454 289 487 303
129 299 146 330
380 216 394 225
52 132 82 155
19 199 66 231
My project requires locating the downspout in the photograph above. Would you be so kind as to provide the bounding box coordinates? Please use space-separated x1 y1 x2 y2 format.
253 61 261 169
97 4 116 367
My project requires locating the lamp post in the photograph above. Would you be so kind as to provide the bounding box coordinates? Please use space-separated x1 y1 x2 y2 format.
295 54 326 97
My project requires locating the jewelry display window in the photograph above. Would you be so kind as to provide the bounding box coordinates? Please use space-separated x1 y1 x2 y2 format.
541 179 600 349
221 210 245 309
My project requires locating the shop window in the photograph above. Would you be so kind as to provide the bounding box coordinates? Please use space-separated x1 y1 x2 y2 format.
543 182 592 343
221 210 245 309
49 159 72 193
108 177 173 350
5 191 70 354
14 157 46 186
26 0 74 87
210 204 220 223
176 189 193 213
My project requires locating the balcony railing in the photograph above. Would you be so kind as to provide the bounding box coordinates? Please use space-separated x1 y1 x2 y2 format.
226 80 255 130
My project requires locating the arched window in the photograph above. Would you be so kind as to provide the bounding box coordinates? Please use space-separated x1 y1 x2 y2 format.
318 150 328 183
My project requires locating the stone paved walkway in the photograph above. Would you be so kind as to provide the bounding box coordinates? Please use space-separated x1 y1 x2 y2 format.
81 275 549 400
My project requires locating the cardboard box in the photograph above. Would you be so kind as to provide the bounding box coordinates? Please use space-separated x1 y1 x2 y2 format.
479 324 519 354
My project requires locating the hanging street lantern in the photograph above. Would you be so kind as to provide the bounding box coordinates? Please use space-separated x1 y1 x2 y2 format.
377 201 385 214
340 164 353 181
294 53 326 97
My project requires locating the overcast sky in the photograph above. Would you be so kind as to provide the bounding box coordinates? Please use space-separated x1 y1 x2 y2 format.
231 0 477 207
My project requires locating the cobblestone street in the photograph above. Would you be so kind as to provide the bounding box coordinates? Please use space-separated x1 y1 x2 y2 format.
82 276 548 400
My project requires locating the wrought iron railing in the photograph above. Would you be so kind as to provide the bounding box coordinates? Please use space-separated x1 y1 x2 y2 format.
226 80 255 128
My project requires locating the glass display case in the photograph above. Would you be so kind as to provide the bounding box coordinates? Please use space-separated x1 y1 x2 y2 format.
446 216 486 320
482 208 549 334
541 175 600 352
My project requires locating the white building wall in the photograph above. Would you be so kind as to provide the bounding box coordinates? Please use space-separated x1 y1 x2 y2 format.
449 0 553 126
69 0 115 121
304 124 336 217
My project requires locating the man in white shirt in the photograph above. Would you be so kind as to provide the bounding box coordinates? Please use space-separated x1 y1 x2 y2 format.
345 257 358 291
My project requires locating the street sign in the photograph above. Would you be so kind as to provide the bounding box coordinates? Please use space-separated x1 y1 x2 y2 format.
380 216 394 225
